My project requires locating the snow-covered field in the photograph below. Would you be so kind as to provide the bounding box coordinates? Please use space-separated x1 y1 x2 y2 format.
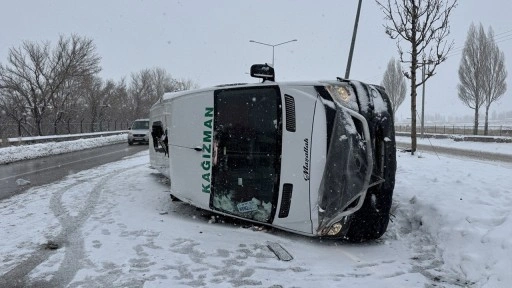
1 139 512 287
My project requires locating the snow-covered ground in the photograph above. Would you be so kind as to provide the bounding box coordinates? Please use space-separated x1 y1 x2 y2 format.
1 139 512 287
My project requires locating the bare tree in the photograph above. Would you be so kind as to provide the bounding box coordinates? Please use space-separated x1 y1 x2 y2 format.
0 34 101 135
482 27 507 135
458 23 506 135
129 68 155 120
0 90 31 138
98 79 118 131
376 0 457 154
128 67 198 120
381 58 407 117
77 76 112 132
172 78 199 91
58 79 87 134
106 78 131 129
152 67 174 102
458 23 488 135
48 78 81 134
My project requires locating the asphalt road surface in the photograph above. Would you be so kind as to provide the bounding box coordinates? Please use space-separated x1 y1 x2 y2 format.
0 143 148 201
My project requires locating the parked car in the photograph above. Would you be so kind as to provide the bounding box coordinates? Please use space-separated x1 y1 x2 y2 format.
128 119 150 145
149 64 396 242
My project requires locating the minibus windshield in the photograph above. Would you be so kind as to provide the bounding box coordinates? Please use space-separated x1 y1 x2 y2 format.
211 86 282 223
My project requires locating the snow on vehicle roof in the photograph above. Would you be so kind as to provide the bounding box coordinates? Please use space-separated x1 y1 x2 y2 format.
159 79 366 103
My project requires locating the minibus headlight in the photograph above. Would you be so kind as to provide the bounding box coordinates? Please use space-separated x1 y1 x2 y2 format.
326 222 343 236
326 85 351 104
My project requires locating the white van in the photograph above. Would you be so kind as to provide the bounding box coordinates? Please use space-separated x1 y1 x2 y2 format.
128 119 150 145
149 65 396 242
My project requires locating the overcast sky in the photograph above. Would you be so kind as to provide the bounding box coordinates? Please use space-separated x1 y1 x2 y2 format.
1 0 511 120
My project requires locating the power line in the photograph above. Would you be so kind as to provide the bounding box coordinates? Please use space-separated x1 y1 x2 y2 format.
447 28 512 59
447 36 512 59
453 28 512 50
368 28 512 82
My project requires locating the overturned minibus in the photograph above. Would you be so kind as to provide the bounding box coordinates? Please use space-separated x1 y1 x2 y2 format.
149 64 396 242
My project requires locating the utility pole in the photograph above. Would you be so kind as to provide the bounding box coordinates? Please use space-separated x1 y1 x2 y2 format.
421 57 426 138
420 57 433 138
345 0 362 79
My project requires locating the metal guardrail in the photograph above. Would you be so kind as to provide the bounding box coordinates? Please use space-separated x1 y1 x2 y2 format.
0 120 132 140
395 131 512 143
395 125 512 137
0 131 128 147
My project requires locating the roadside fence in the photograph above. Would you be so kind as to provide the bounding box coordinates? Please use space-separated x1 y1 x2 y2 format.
395 125 512 137
1 120 132 139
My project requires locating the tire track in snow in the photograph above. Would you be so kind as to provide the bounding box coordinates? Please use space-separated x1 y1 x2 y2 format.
0 165 142 288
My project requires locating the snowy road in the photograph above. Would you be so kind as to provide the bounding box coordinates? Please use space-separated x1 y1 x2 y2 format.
0 143 147 200
0 152 420 287
0 138 511 287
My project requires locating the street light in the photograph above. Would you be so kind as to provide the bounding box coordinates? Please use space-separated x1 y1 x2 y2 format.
249 39 297 67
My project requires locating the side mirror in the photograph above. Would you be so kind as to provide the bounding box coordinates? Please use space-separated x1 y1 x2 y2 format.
250 64 275 82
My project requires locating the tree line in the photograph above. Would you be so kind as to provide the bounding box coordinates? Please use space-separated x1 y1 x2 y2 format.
0 34 197 139
377 0 507 153
458 23 507 135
